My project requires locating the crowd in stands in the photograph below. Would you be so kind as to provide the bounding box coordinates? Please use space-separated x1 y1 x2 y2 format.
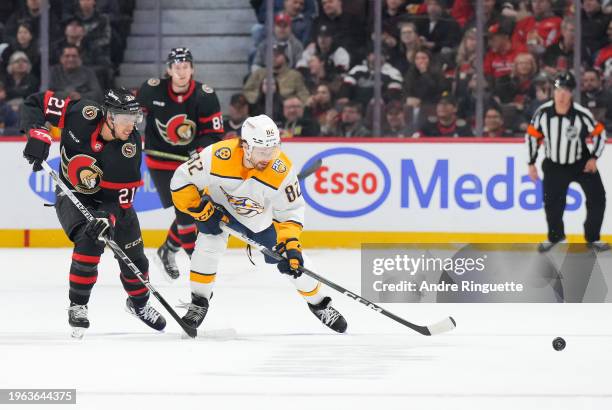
241 0 612 137
0 0 135 135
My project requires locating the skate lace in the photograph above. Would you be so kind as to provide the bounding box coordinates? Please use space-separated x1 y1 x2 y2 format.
318 307 341 326
184 304 207 322
138 304 161 323
68 305 87 320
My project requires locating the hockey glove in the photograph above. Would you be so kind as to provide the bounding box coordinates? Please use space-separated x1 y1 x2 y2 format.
276 238 303 278
85 210 116 244
23 128 52 171
188 198 225 235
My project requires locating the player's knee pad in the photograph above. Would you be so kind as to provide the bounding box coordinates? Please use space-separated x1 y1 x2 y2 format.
191 232 228 274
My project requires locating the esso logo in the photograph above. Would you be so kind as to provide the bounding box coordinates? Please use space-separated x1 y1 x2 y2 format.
29 157 164 212
300 147 391 217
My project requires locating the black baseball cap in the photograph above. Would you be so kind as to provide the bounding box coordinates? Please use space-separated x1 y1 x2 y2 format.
438 91 457 105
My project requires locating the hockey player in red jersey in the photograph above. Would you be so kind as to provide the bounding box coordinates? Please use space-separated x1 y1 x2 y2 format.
137 47 225 280
21 88 167 338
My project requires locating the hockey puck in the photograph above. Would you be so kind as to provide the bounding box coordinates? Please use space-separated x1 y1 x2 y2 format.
552 337 566 351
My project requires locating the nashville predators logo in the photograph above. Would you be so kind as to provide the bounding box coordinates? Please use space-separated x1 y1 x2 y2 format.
61 148 103 194
220 186 264 218
215 147 231 160
155 114 196 146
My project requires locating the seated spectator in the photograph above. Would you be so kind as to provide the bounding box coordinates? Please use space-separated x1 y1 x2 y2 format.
593 19 612 81
483 106 513 137
307 83 338 135
403 48 448 111
338 49 403 110
4 0 60 42
382 99 417 137
72 0 112 61
417 92 472 137
1 22 39 78
248 77 284 120
311 0 367 61
390 22 422 73
456 73 497 125
582 0 610 64
511 0 561 56
494 52 538 106
333 100 371 137
49 45 103 102
279 96 320 137
368 0 407 35
485 19 526 81
251 12 304 72
454 27 477 83
463 0 500 30
2 51 39 102
523 72 552 119
542 17 574 76
244 43 310 108
297 24 350 73
415 0 462 55
302 54 342 95
223 93 250 139
0 81 19 135
581 69 611 127
282 0 313 45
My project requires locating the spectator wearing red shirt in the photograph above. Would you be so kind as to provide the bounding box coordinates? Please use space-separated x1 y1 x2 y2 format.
484 19 526 80
511 0 562 55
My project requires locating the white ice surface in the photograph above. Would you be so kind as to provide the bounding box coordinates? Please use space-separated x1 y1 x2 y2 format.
0 248 611 410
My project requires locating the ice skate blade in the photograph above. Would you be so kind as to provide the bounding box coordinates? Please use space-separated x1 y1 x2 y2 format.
71 327 86 339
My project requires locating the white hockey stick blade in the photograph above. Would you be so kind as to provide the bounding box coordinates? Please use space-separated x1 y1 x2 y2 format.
426 316 456 335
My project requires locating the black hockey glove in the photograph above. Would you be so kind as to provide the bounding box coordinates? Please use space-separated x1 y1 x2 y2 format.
188 197 226 236
275 238 303 278
23 128 52 171
85 210 116 244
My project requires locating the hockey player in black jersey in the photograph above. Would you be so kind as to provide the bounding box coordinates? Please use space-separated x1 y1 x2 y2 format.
21 88 167 338
137 47 225 280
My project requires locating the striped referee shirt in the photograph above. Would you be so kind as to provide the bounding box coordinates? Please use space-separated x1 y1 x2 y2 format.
526 100 607 165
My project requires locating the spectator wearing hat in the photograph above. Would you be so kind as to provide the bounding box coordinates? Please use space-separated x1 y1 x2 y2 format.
582 0 610 64
2 51 39 102
311 0 367 61
415 0 462 55
0 82 19 136
417 92 472 137
282 0 313 45
332 100 371 137
338 48 403 110
542 17 575 76
297 24 351 74
251 12 304 73
483 106 513 137
485 19 526 80
244 43 310 109
223 93 250 139
279 96 320 137
511 0 561 55
0 22 40 79
49 45 103 102
382 100 418 137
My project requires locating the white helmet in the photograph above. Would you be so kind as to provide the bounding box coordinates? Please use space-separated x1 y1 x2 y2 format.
241 115 281 162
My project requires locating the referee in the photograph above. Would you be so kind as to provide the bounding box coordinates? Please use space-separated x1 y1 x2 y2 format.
526 72 609 252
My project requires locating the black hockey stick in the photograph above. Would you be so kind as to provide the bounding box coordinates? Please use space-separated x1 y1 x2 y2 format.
220 224 456 336
41 161 197 339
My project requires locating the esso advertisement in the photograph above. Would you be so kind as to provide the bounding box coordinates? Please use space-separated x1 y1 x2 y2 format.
301 147 391 218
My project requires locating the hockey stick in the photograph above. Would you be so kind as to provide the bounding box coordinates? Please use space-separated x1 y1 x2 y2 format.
297 157 323 181
220 223 456 336
41 161 197 339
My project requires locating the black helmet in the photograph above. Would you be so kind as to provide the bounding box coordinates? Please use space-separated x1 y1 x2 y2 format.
553 71 576 90
103 88 141 115
167 47 193 66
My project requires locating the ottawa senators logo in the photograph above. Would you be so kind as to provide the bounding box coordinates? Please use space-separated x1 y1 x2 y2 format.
215 147 231 160
61 148 103 194
155 114 196 146
122 143 137 158
82 105 99 120
220 186 264 218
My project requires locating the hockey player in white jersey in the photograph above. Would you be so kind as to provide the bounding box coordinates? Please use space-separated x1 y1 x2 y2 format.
170 114 347 333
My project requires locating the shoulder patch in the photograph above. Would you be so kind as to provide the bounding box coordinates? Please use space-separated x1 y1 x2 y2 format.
202 84 214 94
122 143 137 158
271 158 287 174
215 146 232 160
82 105 99 120
147 78 160 86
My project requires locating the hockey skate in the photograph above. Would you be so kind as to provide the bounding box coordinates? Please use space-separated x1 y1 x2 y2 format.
179 293 209 329
156 241 180 281
68 303 89 339
126 298 167 331
308 296 347 333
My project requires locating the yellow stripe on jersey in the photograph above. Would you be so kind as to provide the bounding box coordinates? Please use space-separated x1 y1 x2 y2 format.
190 271 216 284
209 139 293 190
171 184 202 214
274 220 303 243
